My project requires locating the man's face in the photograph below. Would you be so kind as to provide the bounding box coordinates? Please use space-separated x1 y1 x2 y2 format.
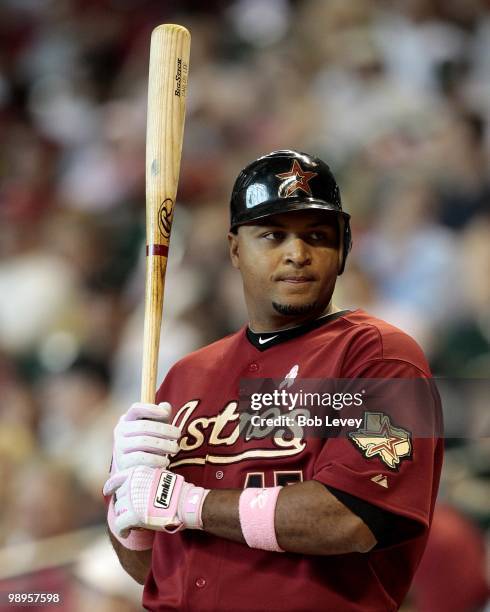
228 209 342 329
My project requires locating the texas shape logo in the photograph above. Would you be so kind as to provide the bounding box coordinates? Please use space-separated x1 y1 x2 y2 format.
349 412 412 470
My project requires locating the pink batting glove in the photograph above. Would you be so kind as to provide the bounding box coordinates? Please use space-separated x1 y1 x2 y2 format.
112 402 181 472
107 495 155 550
106 402 181 549
103 466 209 537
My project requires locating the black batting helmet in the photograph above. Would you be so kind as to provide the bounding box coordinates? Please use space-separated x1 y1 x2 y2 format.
229 150 352 274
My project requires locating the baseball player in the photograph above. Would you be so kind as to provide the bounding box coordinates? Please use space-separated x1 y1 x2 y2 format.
104 150 443 611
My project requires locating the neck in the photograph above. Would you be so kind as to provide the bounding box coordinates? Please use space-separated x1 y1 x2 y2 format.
248 302 340 333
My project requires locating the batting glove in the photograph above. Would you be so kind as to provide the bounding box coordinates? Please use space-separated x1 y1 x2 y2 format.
112 402 181 474
103 466 209 537
106 402 181 550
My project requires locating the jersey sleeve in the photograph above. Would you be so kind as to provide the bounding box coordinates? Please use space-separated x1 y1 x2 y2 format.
325 484 423 546
313 359 443 530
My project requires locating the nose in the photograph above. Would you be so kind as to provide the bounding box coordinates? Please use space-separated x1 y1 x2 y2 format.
283 237 312 267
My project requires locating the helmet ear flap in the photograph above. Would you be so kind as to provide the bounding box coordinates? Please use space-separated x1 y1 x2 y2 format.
337 216 352 275
337 217 344 273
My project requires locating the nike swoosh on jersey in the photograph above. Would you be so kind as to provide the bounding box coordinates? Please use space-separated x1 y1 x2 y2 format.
258 335 278 345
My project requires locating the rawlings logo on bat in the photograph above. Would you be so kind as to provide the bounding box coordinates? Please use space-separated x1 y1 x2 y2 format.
158 198 174 239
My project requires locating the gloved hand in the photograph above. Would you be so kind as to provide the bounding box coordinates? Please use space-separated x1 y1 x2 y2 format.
111 402 181 474
103 466 209 537
106 401 181 550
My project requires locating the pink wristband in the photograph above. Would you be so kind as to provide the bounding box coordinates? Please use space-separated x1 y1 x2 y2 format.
238 487 284 552
179 485 210 530
107 497 155 551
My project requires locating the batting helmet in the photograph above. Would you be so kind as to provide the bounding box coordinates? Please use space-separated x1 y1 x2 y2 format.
229 150 352 274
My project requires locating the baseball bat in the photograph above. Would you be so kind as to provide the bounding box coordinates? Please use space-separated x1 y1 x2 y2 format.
141 24 191 403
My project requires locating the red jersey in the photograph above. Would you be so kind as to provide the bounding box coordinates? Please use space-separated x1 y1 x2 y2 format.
144 309 443 611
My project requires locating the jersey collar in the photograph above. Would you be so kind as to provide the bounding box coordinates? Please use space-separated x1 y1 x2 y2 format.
246 310 350 352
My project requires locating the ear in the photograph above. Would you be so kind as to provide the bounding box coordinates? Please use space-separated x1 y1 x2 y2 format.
228 231 240 269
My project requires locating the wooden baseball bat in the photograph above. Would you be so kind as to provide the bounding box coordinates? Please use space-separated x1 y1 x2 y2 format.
141 24 191 403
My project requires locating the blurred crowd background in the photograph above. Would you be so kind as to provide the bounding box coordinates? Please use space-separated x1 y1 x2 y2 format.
0 0 489 610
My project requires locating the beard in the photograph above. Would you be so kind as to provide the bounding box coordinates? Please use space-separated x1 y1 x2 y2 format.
272 301 321 317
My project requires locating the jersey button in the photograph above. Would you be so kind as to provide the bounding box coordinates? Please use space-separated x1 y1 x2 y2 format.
195 578 206 588
248 362 259 372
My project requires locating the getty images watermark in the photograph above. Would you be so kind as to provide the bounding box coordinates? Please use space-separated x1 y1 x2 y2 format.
238 378 489 441
248 388 366 429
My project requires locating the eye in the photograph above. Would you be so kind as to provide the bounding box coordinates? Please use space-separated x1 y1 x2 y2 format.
307 229 337 245
309 230 334 242
261 231 285 241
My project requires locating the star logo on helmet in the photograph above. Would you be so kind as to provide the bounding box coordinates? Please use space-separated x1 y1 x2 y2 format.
276 160 318 198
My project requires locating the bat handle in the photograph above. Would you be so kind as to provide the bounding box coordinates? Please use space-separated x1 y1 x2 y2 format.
141 250 168 403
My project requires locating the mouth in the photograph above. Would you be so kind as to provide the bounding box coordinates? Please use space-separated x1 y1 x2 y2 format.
276 275 317 284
